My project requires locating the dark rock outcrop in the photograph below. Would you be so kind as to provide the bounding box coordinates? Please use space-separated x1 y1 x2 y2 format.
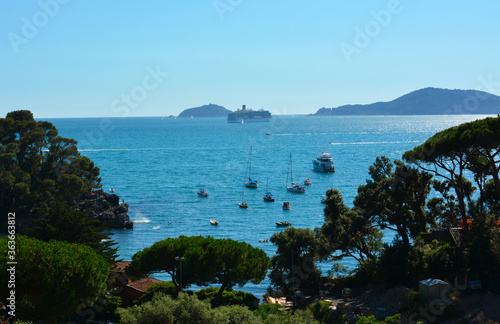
76 190 133 229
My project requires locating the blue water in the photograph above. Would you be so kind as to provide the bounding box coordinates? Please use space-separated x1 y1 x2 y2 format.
48 115 491 297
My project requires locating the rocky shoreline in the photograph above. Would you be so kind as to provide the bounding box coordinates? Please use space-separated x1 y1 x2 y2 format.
76 190 134 229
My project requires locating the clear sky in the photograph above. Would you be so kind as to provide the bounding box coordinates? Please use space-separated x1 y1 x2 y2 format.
1 1 500 118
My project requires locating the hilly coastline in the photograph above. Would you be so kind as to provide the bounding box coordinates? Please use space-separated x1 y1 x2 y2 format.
313 88 500 116
178 103 232 118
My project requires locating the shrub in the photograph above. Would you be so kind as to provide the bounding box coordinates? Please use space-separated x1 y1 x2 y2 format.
136 281 178 305
196 287 259 310
307 300 345 324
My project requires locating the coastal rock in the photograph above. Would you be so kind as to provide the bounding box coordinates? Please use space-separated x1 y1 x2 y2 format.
76 190 133 230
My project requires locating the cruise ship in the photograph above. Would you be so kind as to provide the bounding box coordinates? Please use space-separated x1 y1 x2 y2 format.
227 105 272 123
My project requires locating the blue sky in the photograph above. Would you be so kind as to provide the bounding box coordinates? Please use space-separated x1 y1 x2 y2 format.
1 1 499 118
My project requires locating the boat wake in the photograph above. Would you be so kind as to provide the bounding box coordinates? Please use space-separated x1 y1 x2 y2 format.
328 141 420 145
134 219 151 223
132 210 151 223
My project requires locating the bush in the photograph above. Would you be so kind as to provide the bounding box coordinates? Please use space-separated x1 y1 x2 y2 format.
307 300 345 324
217 305 261 324
118 292 225 324
196 287 260 310
253 303 283 320
136 281 178 305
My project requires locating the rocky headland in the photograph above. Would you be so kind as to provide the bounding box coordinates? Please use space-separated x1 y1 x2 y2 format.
76 190 133 229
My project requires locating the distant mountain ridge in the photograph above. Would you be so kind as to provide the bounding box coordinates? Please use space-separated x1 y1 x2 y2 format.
178 104 232 118
313 88 500 116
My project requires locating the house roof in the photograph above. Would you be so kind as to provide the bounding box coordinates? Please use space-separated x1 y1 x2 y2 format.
128 277 162 292
419 278 449 286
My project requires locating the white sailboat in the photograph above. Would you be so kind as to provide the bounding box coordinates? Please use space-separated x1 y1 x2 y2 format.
244 146 258 188
286 153 305 193
239 185 248 208
263 179 274 202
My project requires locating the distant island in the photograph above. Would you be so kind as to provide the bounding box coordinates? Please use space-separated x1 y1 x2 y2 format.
312 87 500 116
178 103 232 118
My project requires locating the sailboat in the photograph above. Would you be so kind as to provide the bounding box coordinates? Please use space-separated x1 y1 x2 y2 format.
239 185 248 208
286 153 306 193
263 179 275 202
244 146 258 188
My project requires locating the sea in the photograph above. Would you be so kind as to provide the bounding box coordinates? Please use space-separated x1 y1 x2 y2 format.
47 114 492 298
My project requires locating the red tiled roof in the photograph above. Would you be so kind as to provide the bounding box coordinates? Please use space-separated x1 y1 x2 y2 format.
128 277 162 292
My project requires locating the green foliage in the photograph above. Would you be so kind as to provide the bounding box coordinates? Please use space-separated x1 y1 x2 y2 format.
261 309 320 324
253 303 283 319
118 292 223 324
307 300 345 324
217 305 262 324
468 215 500 287
399 290 426 315
269 227 322 293
28 201 118 262
128 236 269 298
136 281 178 305
354 157 434 246
121 292 283 324
196 287 260 310
404 116 500 226
0 110 101 223
356 315 381 324
0 235 109 320
319 188 383 265
93 294 122 322
378 238 414 286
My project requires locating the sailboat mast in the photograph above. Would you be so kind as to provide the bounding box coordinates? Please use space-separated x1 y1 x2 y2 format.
249 146 252 180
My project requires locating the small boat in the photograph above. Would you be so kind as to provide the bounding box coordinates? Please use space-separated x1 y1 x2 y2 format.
263 192 275 202
241 119 244 124
304 178 312 186
287 182 306 193
197 189 209 197
313 148 335 172
239 201 248 208
282 201 291 210
210 219 219 226
276 221 292 227
263 179 275 202
286 153 305 193
244 147 259 188
109 188 115 192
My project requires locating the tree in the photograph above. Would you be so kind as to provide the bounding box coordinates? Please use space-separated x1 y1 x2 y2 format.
403 116 500 228
319 189 383 264
354 157 434 246
0 110 101 223
269 227 322 294
0 235 109 320
28 201 118 262
127 236 269 302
